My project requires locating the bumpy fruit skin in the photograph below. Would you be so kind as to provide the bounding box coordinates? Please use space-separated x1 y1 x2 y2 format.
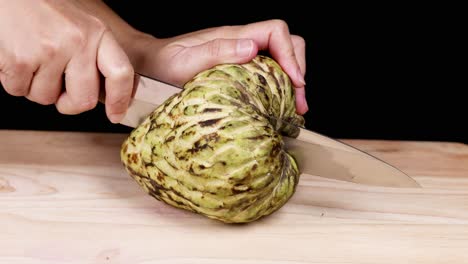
121 55 305 223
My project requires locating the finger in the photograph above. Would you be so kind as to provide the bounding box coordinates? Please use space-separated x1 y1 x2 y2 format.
236 20 306 88
26 61 65 105
55 40 100 115
170 38 257 84
96 31 134 123
291 35 306 77
291 35 308 114
0 58 35 97
174 20 305 88
294 87 308 115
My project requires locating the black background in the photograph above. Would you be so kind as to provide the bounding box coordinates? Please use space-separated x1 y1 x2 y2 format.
1 3 466 143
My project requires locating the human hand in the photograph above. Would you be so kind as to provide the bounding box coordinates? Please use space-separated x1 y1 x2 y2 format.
0 0 134 123
135 19 308 114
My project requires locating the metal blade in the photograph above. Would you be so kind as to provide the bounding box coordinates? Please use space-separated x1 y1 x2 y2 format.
283 133 420 188
120 74 183 127
271 116 420 187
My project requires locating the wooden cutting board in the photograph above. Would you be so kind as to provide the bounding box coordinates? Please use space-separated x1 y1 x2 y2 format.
1 130 467 264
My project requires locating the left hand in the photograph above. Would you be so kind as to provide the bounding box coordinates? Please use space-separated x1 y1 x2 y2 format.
133 19 308 114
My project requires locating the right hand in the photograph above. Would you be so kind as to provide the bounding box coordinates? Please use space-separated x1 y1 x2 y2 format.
0 0 135 123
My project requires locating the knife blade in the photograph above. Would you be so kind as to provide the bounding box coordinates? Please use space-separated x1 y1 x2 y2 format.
119 73 420 188
270 118 420 187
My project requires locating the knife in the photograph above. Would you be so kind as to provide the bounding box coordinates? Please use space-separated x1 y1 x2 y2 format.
118 73 421 188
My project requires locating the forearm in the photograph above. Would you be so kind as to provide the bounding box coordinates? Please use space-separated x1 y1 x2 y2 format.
76 0 155 70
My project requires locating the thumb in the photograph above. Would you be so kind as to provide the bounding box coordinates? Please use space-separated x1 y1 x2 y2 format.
175 38 257 81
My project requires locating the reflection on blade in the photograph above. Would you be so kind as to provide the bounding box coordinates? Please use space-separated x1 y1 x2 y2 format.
283 137 421 188
120 74 183 128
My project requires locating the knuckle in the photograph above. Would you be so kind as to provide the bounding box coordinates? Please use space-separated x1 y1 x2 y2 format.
68 92 98 113
110 63 134 81
67 26 87 47
213 25 233 34
2 59 31 96
107 94 129 112
207 39 222 58
10 56 30 75
292 35 306 48
107 85 132 107
34 95 58 106
65 16 107 48
78 96 98 112
26 93 55 105
3 83 28 96
88 16 108 32
289 47 297 57
56 106 68 115
39 40 60 60
56 103 76 115
283 46 296 58
271 19 289 32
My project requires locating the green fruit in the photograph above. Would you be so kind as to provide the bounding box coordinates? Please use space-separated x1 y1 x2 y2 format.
121 55 305 223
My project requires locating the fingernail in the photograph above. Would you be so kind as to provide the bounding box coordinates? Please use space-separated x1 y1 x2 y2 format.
237 39 253 58
109 113 125 124
296 88 308 113
296 68 306 86
300 94 309 113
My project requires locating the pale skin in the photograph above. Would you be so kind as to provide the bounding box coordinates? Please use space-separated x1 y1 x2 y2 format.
0 0 308 124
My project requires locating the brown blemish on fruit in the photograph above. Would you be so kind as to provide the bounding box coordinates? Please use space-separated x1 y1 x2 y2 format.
182 130 196 137
256 73 267 86
199 118 222 127
202 108 222 113
246 135 266 140
157 173 164 182
130 153 139 164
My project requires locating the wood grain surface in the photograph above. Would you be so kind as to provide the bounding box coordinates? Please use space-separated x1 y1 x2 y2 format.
1 130 467 264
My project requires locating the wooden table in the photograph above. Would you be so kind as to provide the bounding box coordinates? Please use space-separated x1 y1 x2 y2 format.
1 130 467 264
